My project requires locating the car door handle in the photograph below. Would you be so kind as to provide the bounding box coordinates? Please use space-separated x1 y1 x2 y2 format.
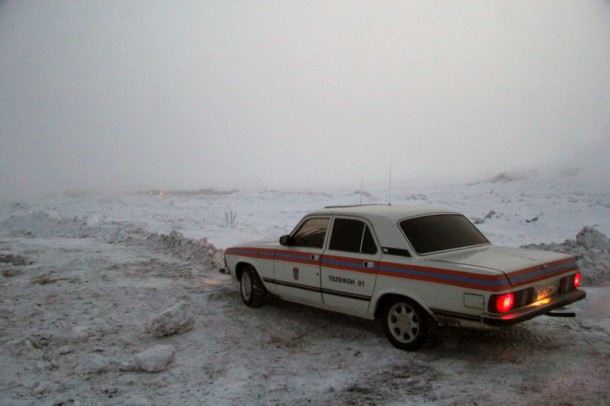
311 254 320 261
363 261 375 269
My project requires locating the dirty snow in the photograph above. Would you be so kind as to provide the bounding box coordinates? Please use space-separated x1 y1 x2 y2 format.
0 172 609 405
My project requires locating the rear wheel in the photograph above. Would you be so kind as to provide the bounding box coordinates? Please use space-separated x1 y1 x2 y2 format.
382 297 440 350
240 265 267 308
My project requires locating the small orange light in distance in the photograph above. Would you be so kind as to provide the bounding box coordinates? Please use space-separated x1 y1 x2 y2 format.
496 293 514 313
574 272 581 288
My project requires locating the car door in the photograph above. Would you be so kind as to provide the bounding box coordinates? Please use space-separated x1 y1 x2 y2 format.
273 217 329 305
321 217 380 313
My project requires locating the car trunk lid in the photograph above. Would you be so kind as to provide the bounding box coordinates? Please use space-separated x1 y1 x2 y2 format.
428 245 578 288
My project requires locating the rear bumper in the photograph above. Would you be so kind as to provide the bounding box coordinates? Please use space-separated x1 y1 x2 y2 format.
482 289 586 327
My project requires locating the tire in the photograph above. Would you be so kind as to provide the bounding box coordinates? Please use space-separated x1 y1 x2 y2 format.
240 265 267 308
382 297 440 351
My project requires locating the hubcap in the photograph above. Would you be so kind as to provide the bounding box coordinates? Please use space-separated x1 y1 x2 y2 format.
241 272 252 301
388 303 420 343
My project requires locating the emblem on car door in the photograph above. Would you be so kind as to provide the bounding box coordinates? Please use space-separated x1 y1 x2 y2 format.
293 267 299 281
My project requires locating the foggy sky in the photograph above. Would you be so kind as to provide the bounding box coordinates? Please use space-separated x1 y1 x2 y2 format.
1 1 609 202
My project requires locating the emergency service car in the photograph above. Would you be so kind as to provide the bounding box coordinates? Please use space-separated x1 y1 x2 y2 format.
222 205 585 350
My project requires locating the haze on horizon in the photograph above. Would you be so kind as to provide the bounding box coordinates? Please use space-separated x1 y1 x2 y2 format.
1 1 609 202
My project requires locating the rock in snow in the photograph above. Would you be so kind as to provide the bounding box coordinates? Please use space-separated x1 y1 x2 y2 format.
148 302 195 337
135 345 176 373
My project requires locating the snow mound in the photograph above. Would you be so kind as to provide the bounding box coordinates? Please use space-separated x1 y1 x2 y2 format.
1 212 224 271
145 230 223 269
576 226 610 250
488 171 535 183
523 227 610 286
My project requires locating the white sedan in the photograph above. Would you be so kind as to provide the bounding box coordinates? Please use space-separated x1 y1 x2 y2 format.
223 205 585 350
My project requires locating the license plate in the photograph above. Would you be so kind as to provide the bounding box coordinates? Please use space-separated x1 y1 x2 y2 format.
536 283 559 301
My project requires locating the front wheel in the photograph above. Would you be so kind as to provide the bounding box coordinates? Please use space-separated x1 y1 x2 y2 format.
382 298 440 351
240 266 267 308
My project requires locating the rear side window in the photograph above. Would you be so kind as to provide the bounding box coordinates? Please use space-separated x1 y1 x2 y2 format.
400 214 489 254
329 218 377 255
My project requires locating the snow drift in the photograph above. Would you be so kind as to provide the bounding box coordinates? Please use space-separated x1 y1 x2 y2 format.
523 226 610 286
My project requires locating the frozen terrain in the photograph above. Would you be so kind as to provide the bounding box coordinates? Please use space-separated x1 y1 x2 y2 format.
0 172 609 405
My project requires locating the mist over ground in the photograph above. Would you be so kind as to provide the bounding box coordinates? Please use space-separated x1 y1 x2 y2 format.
1 1 609 202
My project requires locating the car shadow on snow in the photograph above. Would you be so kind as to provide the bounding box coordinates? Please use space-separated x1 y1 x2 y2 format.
260 297 583 354
239 294 384 345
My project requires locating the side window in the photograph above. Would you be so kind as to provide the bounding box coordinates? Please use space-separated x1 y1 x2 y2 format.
361 225 377 254
329 218 378 255
292 218 329 248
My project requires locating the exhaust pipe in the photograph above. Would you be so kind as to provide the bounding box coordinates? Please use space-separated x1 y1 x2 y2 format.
545 311 576 318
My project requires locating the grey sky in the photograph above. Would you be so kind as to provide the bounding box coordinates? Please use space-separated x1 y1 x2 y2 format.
1 1 609 202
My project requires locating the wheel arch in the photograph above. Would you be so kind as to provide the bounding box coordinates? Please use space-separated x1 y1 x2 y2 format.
373 293 436 321
235 261 255 281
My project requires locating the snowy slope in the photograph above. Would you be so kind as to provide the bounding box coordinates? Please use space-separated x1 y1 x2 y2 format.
0 173 608 405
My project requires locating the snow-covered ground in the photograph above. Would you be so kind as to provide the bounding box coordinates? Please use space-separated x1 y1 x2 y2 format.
1 172 609 405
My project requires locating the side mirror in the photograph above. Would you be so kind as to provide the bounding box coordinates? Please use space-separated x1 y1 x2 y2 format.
279 235 292 246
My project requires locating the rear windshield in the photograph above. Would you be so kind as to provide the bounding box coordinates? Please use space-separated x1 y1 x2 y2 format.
399 214 489 254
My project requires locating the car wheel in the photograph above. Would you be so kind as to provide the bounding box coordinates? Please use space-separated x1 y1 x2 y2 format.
382 297 439 351
240 265 267 308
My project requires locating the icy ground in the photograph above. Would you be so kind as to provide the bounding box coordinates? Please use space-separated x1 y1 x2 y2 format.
0 173 609 405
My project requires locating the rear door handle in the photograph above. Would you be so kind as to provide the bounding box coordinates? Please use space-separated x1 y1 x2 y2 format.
311 254 320 261
363 261 375 269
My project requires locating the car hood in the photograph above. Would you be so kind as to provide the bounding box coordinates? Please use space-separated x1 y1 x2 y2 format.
427 245 578 286
226 240 279 251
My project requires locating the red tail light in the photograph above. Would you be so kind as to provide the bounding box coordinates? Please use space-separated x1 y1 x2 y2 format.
495 293 514 313
574 272 581 288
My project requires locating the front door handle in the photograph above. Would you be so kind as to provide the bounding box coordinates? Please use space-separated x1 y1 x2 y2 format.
311 254 320 261
363 261 375 269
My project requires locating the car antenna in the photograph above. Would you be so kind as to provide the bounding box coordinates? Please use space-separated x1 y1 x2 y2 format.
388 163 392 206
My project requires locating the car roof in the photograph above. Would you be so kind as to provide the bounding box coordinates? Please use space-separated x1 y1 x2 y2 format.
306 204 459 226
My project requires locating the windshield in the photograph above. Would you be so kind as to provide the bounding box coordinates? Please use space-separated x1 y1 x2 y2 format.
399 214 489 254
